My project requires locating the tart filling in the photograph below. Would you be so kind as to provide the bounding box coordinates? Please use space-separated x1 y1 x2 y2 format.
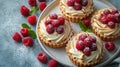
39 14 72 43
68 32 102 63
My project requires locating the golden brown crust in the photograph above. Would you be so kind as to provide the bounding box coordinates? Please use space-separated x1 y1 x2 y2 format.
66 33 104 67
37 17 73 48
59 1 94 23
91 9 120 41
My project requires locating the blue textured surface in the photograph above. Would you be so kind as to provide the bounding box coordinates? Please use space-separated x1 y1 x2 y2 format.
0 0 120 67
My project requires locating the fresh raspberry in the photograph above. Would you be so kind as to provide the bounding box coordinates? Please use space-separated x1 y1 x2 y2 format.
49 14 58 19
75 0 82 3
90 44 97 51
27 15 36 25
107 21 115 29
81 0 88 6
28 0 37 6
114 13 120 23
103 10 111 15
20 28 29 37
22 37 33 47
37 53 47 63
46 24 54 34
83 47 91 56
105 42 115 51
12 32 22 42
56 25 64 34
76 40 85 51
88 36 96 43
20 5 30 16
66 0 75 6
45 19 52 26
106 14 115 21
78 34 87 41
39 2 46 11
58 17 65 25
83 18 90 27
100 16 108 24
38 0 46 2
111 9 119 15
73 2 82 10
48 59 58 67
84 37 93 47
51 20 60 27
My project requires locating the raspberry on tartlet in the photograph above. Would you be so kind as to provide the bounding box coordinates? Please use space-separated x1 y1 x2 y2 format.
91 8 120 41
66 32 104 67
37 14 73 48
59 0 94 22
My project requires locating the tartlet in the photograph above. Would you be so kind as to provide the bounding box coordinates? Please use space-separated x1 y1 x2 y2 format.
91 8 120 41
66 32 104 67
59 0 94 22
37 13 73 48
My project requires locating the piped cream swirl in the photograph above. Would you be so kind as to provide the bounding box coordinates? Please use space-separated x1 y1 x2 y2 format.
39 16 72 43
60 0 93 16
68 32 102 63
91 8 120 36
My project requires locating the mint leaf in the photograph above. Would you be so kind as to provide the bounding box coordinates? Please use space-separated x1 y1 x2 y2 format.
86 29 92 32
79 21 92 32
28 30 36 39
22 23 31 29
29 7 39 15
79 21 87 32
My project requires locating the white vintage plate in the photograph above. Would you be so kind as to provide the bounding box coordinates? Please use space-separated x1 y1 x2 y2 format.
36 0 120 67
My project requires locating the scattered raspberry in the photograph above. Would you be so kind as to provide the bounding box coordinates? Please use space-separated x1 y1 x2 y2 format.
12 32 22 42
28 0 37 6
56 25 64 34
22 37 33 47
48 59 58 67
58 17 65 25
20 5 30 16
83 47 91 56
27 15 36 25
39 2 46 11
105 42 115 51
76 40 85 51
83 18 90 27
46 24 54 34
20 28 29 37
37 53 47 63
49 13 58 19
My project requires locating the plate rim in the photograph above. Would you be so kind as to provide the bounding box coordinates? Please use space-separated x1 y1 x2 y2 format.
36 0 120 67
